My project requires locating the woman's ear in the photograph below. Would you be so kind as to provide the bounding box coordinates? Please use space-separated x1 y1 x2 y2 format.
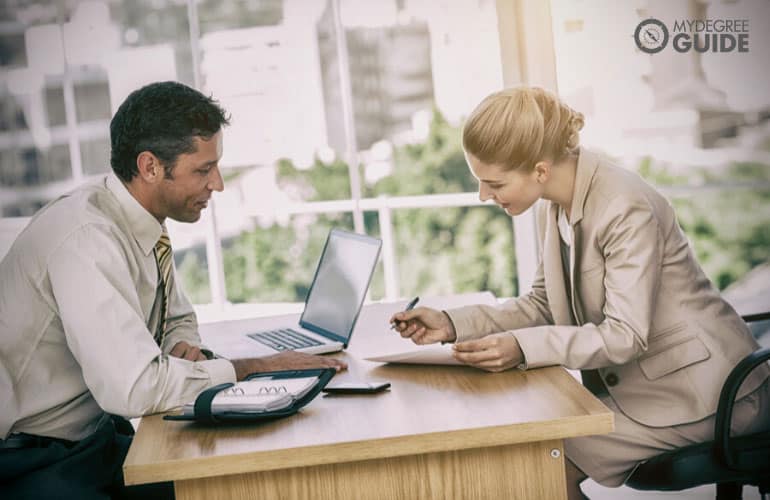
533 161 551 184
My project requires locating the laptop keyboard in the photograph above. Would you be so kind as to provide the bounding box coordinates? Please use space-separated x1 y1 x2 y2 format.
247 328 323 351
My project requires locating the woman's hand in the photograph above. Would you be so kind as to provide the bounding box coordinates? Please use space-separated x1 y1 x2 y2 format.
389 306 457 344
452 333 524 372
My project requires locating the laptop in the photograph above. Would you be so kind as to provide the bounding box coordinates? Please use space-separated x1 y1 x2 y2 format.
206 228 382 359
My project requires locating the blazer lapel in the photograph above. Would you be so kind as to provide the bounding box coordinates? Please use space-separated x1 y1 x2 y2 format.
567 148 600 325
568 147 600 227
542 202 572 325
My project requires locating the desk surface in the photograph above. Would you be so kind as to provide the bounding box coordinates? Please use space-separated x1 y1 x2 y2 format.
124 294 613 486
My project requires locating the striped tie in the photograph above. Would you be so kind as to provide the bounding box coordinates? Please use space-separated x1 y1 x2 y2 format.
154 227 174 346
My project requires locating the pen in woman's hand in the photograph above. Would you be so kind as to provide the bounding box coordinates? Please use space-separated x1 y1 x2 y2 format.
390 296 420 330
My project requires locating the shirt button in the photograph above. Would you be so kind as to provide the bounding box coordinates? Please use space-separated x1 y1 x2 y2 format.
605 373 619 387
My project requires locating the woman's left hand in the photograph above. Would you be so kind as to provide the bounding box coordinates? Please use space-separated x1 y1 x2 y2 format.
452 333 524 372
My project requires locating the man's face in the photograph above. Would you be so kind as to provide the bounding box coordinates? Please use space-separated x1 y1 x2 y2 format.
158 131 224 223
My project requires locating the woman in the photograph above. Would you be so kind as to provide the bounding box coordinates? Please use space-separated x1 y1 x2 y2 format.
390 87 770 499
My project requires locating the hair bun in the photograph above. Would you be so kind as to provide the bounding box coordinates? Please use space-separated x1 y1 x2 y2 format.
565 111 584 151
462 86 585 169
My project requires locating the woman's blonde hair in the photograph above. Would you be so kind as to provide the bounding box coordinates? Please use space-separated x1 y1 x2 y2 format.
462 86 584 171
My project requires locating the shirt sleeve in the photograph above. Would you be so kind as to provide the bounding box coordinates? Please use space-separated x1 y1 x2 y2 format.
159 261 205 355
47 224 235 417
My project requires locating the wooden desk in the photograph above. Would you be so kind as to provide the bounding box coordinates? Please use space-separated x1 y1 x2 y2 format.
124 294 613 500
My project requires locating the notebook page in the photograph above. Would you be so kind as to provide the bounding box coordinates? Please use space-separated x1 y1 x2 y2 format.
178 376 320 415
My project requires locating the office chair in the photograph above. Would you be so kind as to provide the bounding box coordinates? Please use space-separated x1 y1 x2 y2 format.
626 312 770 500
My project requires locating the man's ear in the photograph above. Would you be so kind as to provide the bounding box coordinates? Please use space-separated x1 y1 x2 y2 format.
533 161 551 184
136 151 163 183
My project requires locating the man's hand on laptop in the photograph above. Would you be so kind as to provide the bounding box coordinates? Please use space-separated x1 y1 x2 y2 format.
231 352 348 380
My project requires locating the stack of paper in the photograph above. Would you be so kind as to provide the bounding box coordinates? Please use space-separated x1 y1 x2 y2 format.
364 344 462 365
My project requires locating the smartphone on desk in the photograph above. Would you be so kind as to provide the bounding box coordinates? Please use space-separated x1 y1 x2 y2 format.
322 381 391 394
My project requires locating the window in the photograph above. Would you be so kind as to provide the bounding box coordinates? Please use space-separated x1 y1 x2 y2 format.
2 0 527 312
550 0 770 310
192 0 519 307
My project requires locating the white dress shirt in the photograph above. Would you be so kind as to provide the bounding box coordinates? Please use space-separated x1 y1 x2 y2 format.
0 173 235 441
557 206 573 247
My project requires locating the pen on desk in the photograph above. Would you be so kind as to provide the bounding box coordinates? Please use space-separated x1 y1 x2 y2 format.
390 296 420 330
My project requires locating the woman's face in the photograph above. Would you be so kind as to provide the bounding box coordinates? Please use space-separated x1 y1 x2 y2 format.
466 153 543 216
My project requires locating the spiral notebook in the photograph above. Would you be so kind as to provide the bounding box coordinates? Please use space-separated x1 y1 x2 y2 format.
176 376 318 416
164 368 336 424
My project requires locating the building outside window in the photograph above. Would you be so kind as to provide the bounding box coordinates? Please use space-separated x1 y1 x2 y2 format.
550 0 770 319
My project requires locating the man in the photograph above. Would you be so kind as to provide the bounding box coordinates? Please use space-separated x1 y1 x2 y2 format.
0 81 345 499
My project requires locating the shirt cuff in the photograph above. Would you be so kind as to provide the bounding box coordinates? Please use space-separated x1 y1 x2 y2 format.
199 358 237 385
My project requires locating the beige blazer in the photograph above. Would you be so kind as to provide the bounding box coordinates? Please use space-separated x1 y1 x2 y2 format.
447 148 769 427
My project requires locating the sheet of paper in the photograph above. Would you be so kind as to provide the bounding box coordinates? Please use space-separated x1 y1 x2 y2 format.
364 344 463 366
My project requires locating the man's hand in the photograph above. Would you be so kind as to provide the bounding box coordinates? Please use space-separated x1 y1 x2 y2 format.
389 306 456 344
452 333 524 372
230 351 347 381
169 341 207 361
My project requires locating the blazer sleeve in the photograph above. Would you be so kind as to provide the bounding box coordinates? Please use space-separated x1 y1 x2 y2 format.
447 260 553 342
446 202 553 342
513 196 665 369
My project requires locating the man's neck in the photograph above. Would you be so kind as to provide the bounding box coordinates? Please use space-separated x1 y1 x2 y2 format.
122 178 165 224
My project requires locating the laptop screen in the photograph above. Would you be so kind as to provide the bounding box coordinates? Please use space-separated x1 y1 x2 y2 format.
300 229 381 343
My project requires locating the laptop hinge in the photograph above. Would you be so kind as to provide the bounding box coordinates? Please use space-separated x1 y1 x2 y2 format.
299 320 349 347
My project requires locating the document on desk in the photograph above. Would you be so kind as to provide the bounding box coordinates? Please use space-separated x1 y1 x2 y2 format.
364 344 462 366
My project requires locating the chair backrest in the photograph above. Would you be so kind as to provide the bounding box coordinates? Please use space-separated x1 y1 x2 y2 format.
713 312 770 471
740 311 770 324
742 311 770 340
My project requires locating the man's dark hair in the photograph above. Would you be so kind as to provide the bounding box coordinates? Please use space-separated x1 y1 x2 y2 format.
110 81 230 181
